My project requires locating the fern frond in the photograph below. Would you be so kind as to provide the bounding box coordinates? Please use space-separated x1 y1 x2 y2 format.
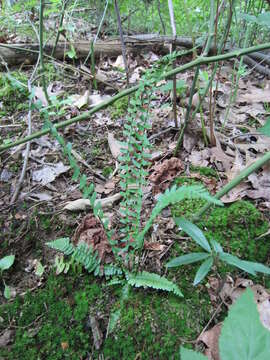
47 238 100 274
72 243 100 273
46 237 74 255
136 185 223 248
103 265 123 277
127 271 183 297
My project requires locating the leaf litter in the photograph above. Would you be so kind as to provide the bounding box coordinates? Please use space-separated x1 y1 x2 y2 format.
1 35 270 357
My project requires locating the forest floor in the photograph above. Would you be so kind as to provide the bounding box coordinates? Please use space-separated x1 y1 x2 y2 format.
0 40 270 360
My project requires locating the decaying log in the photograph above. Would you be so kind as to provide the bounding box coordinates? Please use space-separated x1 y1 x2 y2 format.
0 35 202 67
0 34 269 77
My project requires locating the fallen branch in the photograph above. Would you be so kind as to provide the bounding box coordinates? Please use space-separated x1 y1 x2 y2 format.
1 41 270 153
193 150 270 221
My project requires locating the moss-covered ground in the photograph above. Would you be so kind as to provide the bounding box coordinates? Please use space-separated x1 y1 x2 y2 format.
1 169 270 359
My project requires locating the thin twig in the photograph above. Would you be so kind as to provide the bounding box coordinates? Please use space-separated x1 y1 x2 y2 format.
39 0 50 105
114 0 129 87
51 0 69 57
157 0 166 35
10 20 41 204
84 0 109 65
168 0 177 128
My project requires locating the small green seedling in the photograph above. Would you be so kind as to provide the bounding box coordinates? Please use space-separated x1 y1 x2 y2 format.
166 218 270 285
0 255 15 299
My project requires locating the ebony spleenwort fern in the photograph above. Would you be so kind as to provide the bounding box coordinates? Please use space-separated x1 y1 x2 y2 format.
44 51 223 297
118 53 180 253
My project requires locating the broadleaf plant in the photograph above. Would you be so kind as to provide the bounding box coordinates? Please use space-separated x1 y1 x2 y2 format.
166 217 270 285
180 289 270 360
0 254 15 299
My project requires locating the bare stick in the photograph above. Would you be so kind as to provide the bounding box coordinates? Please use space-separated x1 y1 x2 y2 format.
10 37 41 204
84 0 110 64
168 0 177 127
114 0 129 87
52 0 69 57
2 41 270 153
39 0 50 105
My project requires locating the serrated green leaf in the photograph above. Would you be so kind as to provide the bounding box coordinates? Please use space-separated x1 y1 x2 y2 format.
219 253 256 275
72 166 80 181
166 253 210 268
0 255 15 271
4 285 11 299
210 239 223 253
193 257 213 285
127 271 183 297
258 119 270 137
79 174 87 190
241 261 270 275
174 218 211 253
180 346 207 360
220 288 270 360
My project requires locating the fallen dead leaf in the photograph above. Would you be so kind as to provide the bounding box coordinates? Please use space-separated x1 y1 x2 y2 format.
63 193 121 211
107 132 126 160
144 241 166 251
149 157 184 194
32 162 70 186
0 329 15 347
198 323 222 360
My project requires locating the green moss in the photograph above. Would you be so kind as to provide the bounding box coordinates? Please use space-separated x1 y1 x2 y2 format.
110 97 128 119
172 176 207 218
0 71 29 113
0 267 212 360
102 166 114 178
103 282 211 360
0 274 104 360
189 165 218 178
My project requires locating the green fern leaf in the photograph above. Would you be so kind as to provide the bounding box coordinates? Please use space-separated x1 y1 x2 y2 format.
46 237 74 255
127 271 183 297
136 185 223 248
73 243 100 273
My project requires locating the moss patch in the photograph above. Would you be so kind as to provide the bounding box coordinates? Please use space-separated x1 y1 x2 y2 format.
0 271 212 360
110 97 128 120
0 71 28 114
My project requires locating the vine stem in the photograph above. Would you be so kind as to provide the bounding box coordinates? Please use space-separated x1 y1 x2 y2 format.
2 41 270 153
192 150 270 221
39 0 50 105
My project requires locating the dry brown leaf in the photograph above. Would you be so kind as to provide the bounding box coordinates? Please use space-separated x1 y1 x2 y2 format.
144 241 166 251
73 214 112 262
32 162 70 186
108 133 124 159
0 329 15 347
72 90 89 108
149 157 184 194
198 323 222 360
237 87 270 103
188 149 210 167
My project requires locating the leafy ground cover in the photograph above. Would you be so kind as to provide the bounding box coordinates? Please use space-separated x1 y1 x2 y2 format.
1 1 270 359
